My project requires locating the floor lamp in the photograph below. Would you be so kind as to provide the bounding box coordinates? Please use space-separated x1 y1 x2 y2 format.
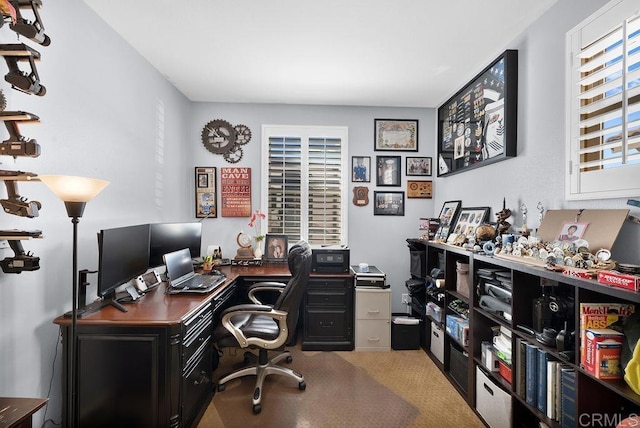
39 175 109 428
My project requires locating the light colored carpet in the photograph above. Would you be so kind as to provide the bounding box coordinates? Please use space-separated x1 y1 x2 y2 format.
199 346 484 427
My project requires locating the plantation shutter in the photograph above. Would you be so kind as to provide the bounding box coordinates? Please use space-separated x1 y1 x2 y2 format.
567 2 640 199
263 126 348 245
308 137 343 243
267 136 303 241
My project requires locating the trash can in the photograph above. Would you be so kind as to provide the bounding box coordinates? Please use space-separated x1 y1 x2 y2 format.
391 315 420 350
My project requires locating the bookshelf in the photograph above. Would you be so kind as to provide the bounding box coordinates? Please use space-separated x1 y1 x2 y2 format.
413 240 640 427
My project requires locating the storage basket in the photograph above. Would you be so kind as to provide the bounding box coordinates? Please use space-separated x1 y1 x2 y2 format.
456 261 470 298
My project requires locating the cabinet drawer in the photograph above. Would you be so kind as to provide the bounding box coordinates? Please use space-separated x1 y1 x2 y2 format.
355 319 390 350
306 289 349 306
183 341 213 427
305 308 351 340
183 303 213 364
308 278 351 289
356 290 390 320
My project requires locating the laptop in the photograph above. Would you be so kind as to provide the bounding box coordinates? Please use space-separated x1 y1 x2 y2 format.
163 248 225 293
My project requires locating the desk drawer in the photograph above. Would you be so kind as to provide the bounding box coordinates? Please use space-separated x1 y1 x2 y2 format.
308 278 351 289
306 289 349 306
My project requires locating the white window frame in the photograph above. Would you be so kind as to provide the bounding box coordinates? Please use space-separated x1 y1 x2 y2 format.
566 0 640 200
261 124 349 245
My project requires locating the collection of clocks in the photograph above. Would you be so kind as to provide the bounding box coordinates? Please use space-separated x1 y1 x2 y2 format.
201 119 252 164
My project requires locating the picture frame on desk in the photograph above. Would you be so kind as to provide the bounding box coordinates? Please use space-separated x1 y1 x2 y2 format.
453 206 490 237
434 200 461 241
264 234 288 262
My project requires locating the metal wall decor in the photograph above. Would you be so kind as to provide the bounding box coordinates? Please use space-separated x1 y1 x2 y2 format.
201 119 252 163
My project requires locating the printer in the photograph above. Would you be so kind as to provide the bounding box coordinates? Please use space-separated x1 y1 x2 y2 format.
350 264 387 288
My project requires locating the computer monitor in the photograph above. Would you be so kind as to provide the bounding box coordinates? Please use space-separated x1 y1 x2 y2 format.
96 224 151 312
148 222 202 267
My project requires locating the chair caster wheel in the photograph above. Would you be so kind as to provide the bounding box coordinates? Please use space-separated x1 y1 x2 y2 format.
285 356 293 363
299 381 306 390
217 384 225 392
253 404 262 414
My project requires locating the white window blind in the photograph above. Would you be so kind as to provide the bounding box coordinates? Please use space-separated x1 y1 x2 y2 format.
262 125 348 245
566 0 640 200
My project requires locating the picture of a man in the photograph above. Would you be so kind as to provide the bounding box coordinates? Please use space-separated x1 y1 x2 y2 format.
267 237 286 259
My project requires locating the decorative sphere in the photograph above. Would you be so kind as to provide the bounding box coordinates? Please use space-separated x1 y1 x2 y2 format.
476 224 496 241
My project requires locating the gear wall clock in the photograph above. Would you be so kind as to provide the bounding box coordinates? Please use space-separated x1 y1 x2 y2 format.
201 119 252 163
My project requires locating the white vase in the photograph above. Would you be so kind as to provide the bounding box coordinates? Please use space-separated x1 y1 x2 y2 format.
254 242 263 259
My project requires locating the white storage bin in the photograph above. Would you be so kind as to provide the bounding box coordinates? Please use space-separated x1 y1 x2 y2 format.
476 366 511 428
430 321 444 363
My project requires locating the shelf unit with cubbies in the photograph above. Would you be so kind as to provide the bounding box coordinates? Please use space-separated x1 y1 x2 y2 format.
411 239 640 427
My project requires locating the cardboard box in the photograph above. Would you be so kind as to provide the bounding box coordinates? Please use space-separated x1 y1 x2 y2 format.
579 303 634 369
584 328 624 379
597 270 640 291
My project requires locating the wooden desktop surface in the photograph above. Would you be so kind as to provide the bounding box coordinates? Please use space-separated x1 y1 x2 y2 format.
52 264 347 327
0 397 47 428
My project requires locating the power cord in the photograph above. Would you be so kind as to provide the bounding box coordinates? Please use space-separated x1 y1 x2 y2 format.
40 327 62 428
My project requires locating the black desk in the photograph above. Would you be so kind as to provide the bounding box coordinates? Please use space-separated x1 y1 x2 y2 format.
53 265 353 427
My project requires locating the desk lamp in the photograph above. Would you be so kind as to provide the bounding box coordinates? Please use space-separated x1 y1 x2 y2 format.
39 175 109 428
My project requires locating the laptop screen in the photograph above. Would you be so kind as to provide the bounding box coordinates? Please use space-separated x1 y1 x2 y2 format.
163 248 194 284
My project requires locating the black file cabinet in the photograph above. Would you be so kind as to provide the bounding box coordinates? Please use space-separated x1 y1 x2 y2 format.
302 276 354 351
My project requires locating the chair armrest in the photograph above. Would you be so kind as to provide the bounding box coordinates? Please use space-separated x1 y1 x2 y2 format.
247 281 286 304
221 304 289 349
220 303 272 318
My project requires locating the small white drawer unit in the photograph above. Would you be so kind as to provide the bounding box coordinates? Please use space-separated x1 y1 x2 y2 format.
355 287 391 351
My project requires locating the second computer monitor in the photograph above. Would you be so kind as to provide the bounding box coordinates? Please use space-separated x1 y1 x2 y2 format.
148 222 202 267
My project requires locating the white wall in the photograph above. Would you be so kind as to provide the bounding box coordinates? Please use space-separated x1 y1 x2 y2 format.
190 103 434 314
1 0 634 426
0 0 192 425
433 0 640 264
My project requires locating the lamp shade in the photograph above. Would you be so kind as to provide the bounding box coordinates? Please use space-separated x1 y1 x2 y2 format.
39 175 109 203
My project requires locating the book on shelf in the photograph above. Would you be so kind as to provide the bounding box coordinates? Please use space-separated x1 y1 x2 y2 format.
560 367 576 428
525 342 539 408
515 338 527 399
537 348 557 415
579 302 634 369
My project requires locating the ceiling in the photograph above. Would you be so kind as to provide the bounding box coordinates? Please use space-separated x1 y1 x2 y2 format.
83 0 559 108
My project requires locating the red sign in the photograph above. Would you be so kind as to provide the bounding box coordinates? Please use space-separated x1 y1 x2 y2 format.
221 167 251 217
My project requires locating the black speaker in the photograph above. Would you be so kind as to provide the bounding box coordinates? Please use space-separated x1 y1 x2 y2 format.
410 250 426 278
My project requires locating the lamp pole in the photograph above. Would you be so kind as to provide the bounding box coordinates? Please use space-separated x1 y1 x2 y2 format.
39 176 109 427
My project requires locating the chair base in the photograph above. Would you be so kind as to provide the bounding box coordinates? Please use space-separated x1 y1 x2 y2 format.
217 348 306 414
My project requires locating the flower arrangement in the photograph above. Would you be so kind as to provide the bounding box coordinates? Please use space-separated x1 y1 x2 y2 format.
248 209 266 242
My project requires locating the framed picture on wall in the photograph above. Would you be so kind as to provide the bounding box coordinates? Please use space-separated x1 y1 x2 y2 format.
374 119 419 151
195 167 217 218
352 156 371 182
376 155 401 186
406 157 432 176
437 50 518 176
373 191 405 216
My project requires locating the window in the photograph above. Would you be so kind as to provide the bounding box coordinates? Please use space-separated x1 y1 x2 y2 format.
261 125 348 245
566 0 640 200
